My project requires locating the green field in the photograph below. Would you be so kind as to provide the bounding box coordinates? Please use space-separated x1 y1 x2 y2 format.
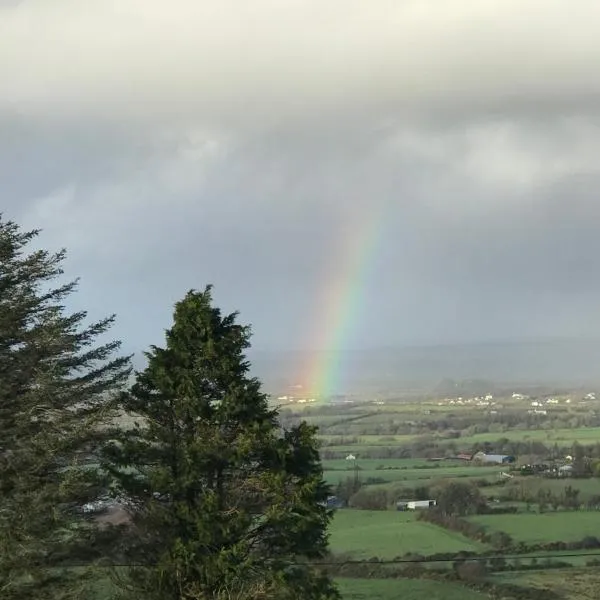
323 445 423 455
493 476 600 502
320 426 600 450
457 427 600 446
336 577 488 600
330 509 486 558
469 511 600 543
325 465 501 485
320 434 419 446
492 569 600 599
364 475 501 494
322 458 433 470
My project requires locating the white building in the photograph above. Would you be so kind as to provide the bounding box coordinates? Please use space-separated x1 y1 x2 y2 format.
407 500 436 510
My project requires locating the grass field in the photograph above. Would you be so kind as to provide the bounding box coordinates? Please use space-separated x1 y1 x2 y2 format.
320 426 600 449
324 465 501 485
510 549 600 567
330 509 486 558
469 511 600 543
364 474 501 493
457 427 600 446
322 458 434 470
493 477 600 501
492 569 600 599
320 434 419 446
336 577 488 600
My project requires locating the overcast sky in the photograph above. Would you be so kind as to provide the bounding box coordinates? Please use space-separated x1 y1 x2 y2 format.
3 1 600 361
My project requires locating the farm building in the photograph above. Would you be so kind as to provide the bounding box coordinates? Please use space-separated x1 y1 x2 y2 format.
473 452 515 464
397 500 436 510
455 453 473 461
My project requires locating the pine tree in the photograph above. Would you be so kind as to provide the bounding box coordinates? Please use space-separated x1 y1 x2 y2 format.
0 216 132 599
104 287 338 600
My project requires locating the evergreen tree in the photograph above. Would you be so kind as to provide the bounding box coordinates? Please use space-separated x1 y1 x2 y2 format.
105 287 338 600
0 217 132 599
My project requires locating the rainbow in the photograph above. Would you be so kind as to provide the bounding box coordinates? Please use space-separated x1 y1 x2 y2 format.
303 203 387 398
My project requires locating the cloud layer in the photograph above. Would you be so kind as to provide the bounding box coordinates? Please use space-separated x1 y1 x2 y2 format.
2 1 600 368
3 1 600 126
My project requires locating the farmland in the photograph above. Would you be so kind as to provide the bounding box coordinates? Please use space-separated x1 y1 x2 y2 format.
82 389 600 599
319 427 600 455
492 570 600 599
469 511 600 544
330 509 486 558
323 463 500 485
278 389 600 598
335 577 488 600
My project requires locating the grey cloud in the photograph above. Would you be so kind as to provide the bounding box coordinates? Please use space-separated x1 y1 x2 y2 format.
3 2 600 359
6 116 598 353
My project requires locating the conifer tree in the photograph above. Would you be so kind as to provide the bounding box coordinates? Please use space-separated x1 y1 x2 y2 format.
105 287 338 600
0 216 131 599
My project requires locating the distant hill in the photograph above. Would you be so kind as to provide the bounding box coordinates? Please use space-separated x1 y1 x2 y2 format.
247 339 600 396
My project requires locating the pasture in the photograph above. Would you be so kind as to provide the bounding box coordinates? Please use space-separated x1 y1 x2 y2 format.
329 509 486 559
320 426 600 451
496 476 600 501
322 458 433 470
492 569 600 599
336 577 488 600
469 511 600 543
457 427 600 446
324 464 501 485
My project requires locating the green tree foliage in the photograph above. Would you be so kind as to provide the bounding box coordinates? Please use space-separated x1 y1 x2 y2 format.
571 442 590 477
0 217 131 599
432 481 487 517
334 475 362 505
347 487 388 510
562 485 581 510
105 287 338 600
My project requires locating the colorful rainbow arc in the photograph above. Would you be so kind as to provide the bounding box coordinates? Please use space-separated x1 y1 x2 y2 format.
303 203 387 398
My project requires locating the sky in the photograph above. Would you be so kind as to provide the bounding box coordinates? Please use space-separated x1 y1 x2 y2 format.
3 1 600 367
